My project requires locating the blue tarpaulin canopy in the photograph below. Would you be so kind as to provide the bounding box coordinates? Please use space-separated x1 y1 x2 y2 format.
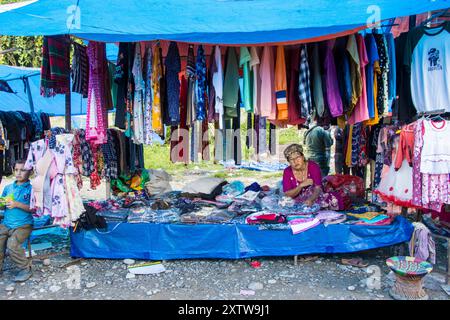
0 0 448 44
0 64 87 115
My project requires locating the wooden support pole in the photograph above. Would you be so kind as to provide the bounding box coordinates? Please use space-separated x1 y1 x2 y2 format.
65 90 71 131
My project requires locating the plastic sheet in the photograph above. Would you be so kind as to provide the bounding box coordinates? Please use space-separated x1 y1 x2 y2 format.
70 216 414 260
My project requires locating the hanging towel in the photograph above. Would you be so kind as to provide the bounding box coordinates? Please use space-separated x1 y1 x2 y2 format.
165 41 181 126
409 222 436 264
324 39 344 117
212 45 224 128
195 45 207 121
186 44 196 126
311 44 325 118
40 35 70 97
151 42 163 135
275 46 288 121
250 47 261 115
259 46 276 120
298 44 312 120
71 42 89 98
240 47 252 112
223 47 239 119
346 34 362 115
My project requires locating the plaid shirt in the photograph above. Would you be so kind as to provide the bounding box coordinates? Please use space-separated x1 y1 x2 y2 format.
78 129 95 176
101 130 118 180
298 45 312 119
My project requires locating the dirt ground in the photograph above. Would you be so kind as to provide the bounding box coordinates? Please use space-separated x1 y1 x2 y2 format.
0 169 448 301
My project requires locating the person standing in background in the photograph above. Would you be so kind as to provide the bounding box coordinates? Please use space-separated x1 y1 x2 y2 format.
304 122 333 177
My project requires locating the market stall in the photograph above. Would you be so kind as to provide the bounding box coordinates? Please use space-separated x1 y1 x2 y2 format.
0 1 448 262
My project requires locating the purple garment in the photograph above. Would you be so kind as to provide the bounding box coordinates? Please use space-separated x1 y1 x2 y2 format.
409 223 436 264
324 40 343 117
315 210 346 225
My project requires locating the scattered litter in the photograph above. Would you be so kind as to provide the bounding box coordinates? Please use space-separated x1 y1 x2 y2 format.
347 286 356 291
49 285 61 293
250 261 261 268
126 273 136 279
248 282 264 290
240 289 255 296
123 259 135 265
128 261 166 275
442 284 450 296
60 258 83 269
86 282 96 288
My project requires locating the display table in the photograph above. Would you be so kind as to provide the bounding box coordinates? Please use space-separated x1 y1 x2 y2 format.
70 216 414 260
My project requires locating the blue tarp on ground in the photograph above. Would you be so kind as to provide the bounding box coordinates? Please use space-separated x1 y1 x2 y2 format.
70 216 413 260
0 1 448 44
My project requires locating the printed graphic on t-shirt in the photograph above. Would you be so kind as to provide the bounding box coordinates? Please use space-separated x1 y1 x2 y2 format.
428 48 443 71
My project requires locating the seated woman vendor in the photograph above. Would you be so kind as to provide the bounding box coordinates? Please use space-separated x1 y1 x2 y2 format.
282 144 343 210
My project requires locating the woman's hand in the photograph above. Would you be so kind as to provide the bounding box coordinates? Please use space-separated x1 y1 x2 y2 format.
300 178 314 188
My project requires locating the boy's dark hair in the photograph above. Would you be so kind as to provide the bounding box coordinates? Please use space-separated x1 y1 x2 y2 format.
13 159 27 167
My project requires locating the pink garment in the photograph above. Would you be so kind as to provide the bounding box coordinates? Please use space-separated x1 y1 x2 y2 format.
282 161 322 193
86 42 108 145
324 39 343 117
391 14 429 38
348 34 369 124
259 46 277 120
24 135 80 228
412 120 450 212
282 161 342 210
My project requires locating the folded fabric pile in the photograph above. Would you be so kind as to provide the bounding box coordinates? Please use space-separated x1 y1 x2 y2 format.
315 210 347 226
245 212 286 225
127 208 181 223
287 217 321 235
96 209 129 222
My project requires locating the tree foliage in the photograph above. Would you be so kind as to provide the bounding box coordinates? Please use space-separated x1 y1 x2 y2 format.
0 0 43 67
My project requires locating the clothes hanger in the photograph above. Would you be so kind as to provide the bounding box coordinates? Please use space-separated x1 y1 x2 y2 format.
421 9 449 27
429 114 445 122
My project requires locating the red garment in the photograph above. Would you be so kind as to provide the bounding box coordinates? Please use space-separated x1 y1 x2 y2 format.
174 75 189 164
394 124 415 170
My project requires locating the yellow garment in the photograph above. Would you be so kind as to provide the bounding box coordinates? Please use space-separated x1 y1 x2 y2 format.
345 125 353 167
347 211 382 220
365 61 380 126
151 44 163 135
347 35 362 114
274 46 288 121
337 116 347 129
130 174 143 191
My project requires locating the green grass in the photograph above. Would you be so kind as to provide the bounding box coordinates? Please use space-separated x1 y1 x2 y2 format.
278 126 302 145
144 143 283 181
144 144 223 174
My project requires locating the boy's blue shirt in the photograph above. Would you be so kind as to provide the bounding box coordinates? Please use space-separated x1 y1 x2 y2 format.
1 180 33 229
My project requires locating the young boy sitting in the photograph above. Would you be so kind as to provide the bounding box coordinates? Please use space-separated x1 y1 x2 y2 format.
0 160 33 282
